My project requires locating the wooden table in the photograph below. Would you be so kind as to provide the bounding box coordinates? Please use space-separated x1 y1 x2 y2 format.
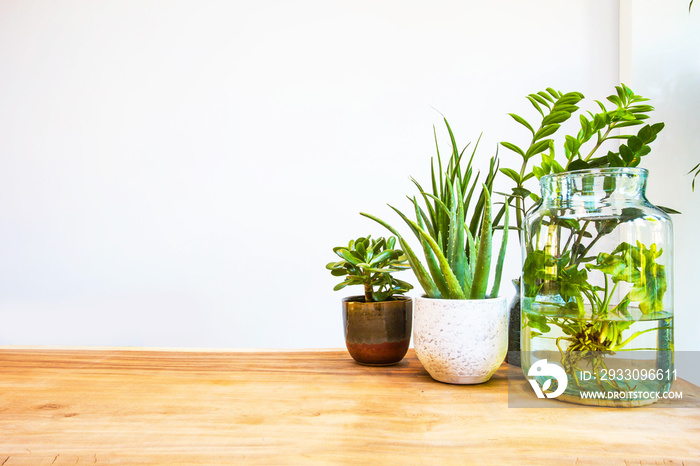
0 348 698 464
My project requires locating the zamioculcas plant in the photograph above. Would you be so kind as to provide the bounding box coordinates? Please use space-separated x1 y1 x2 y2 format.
327 235 412 302
500 84 666 234
361 119 509 300
501 85 675 394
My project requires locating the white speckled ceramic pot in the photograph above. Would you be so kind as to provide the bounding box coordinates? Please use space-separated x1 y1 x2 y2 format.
413 295 508 384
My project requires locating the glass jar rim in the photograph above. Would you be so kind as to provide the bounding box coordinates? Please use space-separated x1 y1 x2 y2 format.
540 167 648 184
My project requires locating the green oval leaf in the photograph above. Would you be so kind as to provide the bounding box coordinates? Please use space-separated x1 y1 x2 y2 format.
333 281 349 291
499 167 521 184
500 141 525 158
542 111 572 126
337 249 362 265
369 250 392 266
524 139 552 160
534 124 559 141
508 113 535 135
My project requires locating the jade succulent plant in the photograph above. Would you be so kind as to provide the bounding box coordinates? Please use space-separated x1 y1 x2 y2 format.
327 235 413 302
362 119 509 300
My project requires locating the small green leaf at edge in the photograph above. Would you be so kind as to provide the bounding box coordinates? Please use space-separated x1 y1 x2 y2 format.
501 141 525 158
508 113 535 135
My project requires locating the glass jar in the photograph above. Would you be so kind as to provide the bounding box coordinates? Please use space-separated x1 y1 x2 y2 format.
521 168 674 406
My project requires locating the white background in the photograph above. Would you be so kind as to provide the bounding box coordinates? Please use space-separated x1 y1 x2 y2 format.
0 1 697 355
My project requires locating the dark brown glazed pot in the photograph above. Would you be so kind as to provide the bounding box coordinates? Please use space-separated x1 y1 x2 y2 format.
342 295 412 366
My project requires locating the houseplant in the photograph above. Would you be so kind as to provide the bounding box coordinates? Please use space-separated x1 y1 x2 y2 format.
327 235 413 365
499 84 665 366
500 84 675 405
362 119 510 384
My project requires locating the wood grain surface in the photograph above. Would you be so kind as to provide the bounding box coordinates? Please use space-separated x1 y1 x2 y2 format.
0 347 698 464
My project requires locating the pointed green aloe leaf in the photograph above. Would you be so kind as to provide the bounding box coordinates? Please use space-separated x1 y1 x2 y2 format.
426 188 451 253
388 206 466 299
461 134 480 188
432 126 442 197
391 202 450 298
464 226 476 293
471 185 492 299
420 192 450 217
492 199 508 227
489 197 509 299
448 177 467 292
413 200 437 239
360 212 441 298
433 126 444 212
444 118 463 176
406 194 438 239
463 170 480 221
400 214 465 299
410 177 437 222
469 155 498 238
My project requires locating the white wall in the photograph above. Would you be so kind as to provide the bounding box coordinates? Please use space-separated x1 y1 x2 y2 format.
620 0 700 354
0 1 695 351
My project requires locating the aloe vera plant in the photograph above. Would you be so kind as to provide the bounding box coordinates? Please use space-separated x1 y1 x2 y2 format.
327 235 412 302
361 119 509 300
